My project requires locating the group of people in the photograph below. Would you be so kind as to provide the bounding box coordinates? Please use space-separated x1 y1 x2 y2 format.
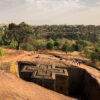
72 59 81 65
65 58 82 65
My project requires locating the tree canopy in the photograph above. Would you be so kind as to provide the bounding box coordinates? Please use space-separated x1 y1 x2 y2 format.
2 22 34 49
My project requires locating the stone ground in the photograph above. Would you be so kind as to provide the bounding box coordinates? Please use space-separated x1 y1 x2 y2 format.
0 48 100 100
0 70 77 100
0 48 78 100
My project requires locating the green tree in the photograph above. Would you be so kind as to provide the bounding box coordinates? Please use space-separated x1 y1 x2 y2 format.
46 39 54 50
62 43 72 54
76 40 90 48
33 40 46 50
54 41 60 49
90 52 98 61
8 23 17 30
73 40 90 51
84 49 94 58
73 44 83 51
3 22 33 50
46 42 54 50
8 40 18 49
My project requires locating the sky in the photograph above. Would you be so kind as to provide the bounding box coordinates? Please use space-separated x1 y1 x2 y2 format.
0 0 100 25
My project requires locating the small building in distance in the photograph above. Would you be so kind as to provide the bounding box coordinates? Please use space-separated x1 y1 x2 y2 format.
18 62 69 95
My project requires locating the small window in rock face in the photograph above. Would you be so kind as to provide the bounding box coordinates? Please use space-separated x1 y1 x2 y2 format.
60 87 63 91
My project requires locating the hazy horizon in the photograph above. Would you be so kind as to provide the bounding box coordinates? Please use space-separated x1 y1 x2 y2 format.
0 0 100 25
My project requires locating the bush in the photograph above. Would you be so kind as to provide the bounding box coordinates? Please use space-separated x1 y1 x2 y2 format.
33 41 46 50
46 39 54 50
73 40 90 52
84 49 94 58
21 44 34 51
73 44 85 51
76 40 90 48
0 48 4 56
8 41 17 49
46 42 54 50
90 52 99 61
48 38 54 44
95 46 100 52
62 43 73 53
54 41 60 49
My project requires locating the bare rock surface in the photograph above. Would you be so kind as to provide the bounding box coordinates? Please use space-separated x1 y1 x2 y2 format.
0 71 77 100
0 48 100 100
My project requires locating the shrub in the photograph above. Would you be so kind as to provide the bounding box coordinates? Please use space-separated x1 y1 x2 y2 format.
21 44 34 51
73 40 90 52
84 49 94 58
73 44 84 51
0 48 4 56
49 38 54 44
56 38 67 48
95 46 100 52
46 42 54 50
76 40 90 48
62 43 72 53
54 41 60 49
53 46 58 50
46 39 54 50
8 41 17 49
33 41 46 50
90 52 98 61
89 50 100 61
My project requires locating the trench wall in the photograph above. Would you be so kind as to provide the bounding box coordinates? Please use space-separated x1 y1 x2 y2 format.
82 71 100 100
66 67 85 95
66 67 100 100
